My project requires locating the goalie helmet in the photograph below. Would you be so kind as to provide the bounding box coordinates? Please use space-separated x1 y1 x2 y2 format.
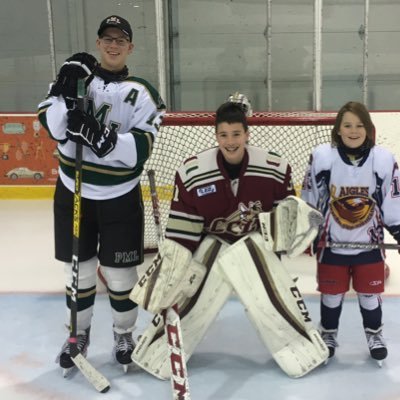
227 92 253 117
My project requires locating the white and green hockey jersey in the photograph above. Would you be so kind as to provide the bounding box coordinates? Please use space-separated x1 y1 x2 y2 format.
38 74 166 199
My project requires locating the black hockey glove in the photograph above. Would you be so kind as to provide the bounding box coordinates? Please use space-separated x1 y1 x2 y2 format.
66 109 117 158
49 52 98 108
387 224 400 254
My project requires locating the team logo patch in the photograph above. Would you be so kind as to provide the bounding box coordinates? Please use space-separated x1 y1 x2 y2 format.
330 194 375 229
107 16 121 24
197 184 216 197
206 200 262 235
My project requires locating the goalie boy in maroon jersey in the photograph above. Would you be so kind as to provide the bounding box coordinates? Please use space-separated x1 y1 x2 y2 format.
129 96 330 379
301 101 400 366
164 98 295 251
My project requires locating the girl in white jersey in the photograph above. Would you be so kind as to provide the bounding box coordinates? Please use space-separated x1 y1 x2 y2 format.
38 15 165 374
301 101 400 365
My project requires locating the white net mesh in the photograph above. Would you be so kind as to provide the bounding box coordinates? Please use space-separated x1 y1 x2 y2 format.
142 111 336 251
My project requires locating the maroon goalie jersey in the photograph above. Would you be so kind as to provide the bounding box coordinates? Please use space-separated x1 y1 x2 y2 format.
165 145 295 252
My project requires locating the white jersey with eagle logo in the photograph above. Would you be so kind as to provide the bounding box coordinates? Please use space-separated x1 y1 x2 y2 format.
165 145 295 253
301 143 400 259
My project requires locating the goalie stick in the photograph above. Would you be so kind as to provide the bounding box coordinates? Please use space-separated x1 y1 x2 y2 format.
68 78 110 393
147 169 192 400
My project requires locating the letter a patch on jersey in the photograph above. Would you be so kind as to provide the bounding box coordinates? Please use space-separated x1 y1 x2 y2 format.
197 184 216 197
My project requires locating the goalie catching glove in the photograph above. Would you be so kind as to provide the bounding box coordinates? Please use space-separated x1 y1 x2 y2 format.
66 109 117 158
129 239 206 314
259 195 323 257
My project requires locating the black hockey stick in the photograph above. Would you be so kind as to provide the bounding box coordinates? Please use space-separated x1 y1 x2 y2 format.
147 169 192 400
320 241 400 250
68 78 110 393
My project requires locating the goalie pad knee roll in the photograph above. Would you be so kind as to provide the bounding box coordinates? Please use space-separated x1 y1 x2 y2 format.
131 236 232 379
217 232 328 377
259 195 323 257
129 239 206 314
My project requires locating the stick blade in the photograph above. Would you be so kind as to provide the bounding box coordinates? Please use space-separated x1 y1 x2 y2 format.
71 352 110 393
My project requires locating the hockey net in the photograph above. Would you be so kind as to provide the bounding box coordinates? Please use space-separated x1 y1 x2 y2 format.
142 111 336 251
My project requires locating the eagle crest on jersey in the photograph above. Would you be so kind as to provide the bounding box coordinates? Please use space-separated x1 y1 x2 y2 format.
330 194 375 229
259 195 323 257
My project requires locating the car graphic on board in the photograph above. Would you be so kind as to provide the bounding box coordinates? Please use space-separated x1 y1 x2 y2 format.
5 167 44 180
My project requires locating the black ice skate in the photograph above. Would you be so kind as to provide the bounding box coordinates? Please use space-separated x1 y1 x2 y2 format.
320 327 338 364
113 330 135 373
365 327 387 367
56 327 91 377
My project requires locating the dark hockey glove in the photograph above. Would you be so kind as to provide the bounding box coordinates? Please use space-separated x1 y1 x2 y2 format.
49 52 98 108
387 224 400 254
66 109 117 158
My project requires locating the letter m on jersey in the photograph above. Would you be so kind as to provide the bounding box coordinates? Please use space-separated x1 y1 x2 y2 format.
86 99 120 131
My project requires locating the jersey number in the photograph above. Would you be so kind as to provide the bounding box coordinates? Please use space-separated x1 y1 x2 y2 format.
392 176 400 197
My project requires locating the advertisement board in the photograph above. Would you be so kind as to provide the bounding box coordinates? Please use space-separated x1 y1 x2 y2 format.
0 114 58 187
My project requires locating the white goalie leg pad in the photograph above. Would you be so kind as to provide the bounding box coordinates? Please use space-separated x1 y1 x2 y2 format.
217 232 328 378
129 239 206 314
259 195 323 258
131 236 233 380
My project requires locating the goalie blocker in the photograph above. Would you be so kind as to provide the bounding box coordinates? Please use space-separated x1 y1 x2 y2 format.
130 232 328 379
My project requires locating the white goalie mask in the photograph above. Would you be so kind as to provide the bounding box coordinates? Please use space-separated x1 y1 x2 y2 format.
227 92 253 117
